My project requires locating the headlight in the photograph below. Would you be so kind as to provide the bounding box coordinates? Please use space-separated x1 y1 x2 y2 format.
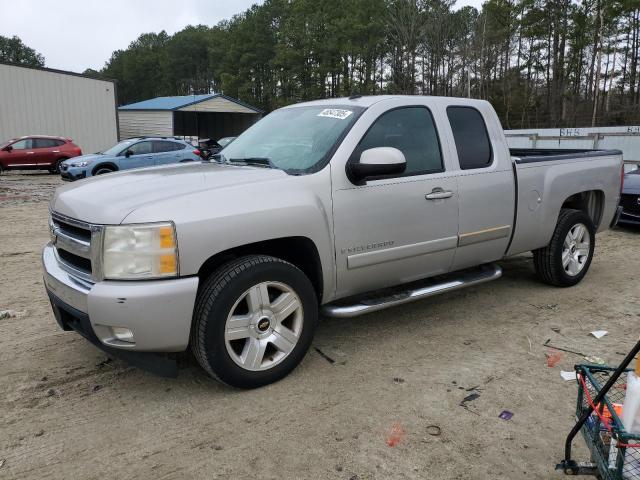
102 222 178 279
71 161 90 167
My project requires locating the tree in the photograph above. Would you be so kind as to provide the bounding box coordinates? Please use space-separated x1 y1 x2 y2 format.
0 35 44 66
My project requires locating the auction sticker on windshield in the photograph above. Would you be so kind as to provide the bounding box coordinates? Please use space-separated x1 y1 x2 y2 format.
318 109 353 120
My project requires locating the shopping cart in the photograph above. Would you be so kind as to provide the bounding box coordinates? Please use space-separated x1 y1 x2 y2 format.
558 341 640 478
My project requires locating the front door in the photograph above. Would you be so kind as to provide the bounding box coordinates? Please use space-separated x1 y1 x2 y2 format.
331 106 459 298
6 138 35 168
122 140 154 169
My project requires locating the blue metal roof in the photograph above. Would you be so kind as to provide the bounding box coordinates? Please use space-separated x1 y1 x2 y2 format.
118 93 263 113
118 94 216 111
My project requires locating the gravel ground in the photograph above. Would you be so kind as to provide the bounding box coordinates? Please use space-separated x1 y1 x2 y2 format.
1 171 639 479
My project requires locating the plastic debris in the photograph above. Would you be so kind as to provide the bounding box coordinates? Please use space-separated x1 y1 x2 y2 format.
561 371 578 381
499 410 514 421
460 393 480 406
584 355 606 365
386 422 405 447
0 459 4 469
591 330 608 339
0 310 17 319
426 425 441 436
547 351 564 367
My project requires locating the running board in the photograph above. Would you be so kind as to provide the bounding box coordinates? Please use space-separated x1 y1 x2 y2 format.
321 263 502 318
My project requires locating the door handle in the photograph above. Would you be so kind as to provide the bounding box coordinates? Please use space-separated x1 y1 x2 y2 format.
425 188 453 200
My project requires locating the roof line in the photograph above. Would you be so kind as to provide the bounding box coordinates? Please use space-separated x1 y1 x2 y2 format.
0 60 117 84
119 93 264 113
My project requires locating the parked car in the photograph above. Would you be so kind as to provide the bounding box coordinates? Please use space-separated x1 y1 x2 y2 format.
59 137 200 181
618 167 640 226
0 136 82 174
43 96 623 388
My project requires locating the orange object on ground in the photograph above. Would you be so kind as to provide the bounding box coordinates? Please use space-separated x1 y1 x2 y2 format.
547 351 564 367
386 422 405 447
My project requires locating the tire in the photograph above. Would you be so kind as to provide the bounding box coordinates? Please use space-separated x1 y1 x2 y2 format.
0 164 3 175
191 255 318 388
50 158 67 174
93 166 114 175
533 209 596 287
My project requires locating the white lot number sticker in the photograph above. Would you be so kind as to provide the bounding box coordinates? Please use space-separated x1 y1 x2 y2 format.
318 108 353 120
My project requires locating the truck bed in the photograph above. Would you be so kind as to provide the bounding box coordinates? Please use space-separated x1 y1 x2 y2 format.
510 148 622 164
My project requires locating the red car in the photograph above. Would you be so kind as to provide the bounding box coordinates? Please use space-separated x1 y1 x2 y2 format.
0 136 82 174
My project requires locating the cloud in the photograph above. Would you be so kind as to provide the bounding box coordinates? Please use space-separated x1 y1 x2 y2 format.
0 0 261 72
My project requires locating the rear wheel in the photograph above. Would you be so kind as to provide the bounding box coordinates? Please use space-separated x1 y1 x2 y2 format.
191 255 318 388
533 209 596 287
49 158 67 174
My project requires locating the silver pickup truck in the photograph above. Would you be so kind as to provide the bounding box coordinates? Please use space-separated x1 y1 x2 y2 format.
43 96 624 388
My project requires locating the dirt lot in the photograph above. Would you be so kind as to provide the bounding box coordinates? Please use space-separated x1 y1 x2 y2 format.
1 171 639 479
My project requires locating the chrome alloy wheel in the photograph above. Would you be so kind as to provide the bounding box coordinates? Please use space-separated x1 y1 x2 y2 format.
224 281 304 371
562 223 590 276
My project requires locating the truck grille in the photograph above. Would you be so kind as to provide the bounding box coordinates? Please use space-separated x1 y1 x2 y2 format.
50 212 102 281
620 194 640 215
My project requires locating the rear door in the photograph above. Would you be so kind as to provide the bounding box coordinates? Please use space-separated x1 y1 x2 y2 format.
6 138 35 167
153 140 183 165
331 103 459 298
443 104 515 271
33 138 61 166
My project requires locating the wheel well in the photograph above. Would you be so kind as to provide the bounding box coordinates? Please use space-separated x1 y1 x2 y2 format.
92 163 118 175
197 237 323 300
560 190 604 227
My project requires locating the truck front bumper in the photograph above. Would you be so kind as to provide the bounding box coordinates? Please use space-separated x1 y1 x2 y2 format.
43 244 199 358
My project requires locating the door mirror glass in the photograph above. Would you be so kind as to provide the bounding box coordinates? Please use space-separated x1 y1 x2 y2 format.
349 147 406 182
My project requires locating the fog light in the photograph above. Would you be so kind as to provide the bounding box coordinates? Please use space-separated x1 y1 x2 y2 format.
111 327 134 343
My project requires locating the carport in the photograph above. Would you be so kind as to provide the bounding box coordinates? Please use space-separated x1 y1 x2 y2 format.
118 94 263 142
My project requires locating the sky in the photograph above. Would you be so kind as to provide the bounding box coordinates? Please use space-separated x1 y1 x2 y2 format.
0 0 484 73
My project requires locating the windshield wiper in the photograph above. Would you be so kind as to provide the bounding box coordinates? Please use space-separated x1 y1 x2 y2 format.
228 157 275 168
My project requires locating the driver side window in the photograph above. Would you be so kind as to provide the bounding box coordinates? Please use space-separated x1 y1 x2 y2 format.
352 107 443 176
11 139 33 150
126 141 152 156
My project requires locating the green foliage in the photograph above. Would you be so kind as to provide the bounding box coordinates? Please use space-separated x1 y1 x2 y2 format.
93 0 640 128
0 35 44 67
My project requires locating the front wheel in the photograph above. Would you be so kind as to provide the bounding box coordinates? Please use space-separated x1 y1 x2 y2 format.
533 209 596 287
191 255 318 388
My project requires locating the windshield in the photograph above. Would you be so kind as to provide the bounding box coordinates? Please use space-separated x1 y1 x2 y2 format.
101 139 136 156
221 105 364 173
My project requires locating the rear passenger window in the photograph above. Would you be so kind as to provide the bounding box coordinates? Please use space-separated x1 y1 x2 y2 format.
354 107 443 176
34 138 58 148
153 141 174 153
447 106 492 169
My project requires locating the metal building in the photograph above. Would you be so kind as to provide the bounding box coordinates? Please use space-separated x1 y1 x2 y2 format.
118 94 263 142
0 62 118 154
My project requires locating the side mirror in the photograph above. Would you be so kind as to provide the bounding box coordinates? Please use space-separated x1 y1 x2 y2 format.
125 149 133 158
3 145 12 152
349 147 406 182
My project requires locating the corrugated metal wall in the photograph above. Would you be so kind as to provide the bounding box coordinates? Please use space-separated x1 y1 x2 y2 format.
0 63 118 154
118 111 173 139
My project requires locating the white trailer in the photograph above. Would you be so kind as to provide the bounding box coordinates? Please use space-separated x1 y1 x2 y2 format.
0 62 118 155
505 126 640 172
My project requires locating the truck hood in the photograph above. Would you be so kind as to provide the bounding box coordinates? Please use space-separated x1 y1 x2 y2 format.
51 162 288 224
623 169 640 194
